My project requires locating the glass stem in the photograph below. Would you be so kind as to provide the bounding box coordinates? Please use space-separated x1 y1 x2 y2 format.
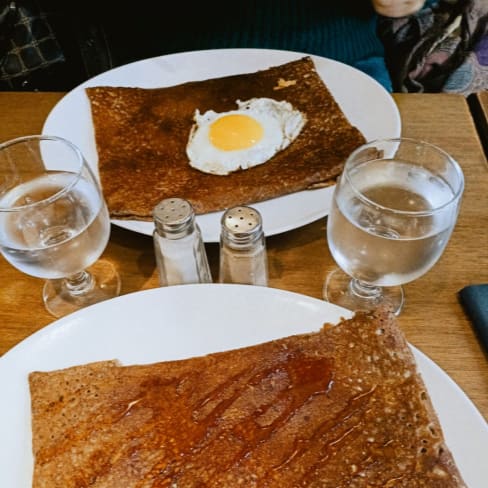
349 278 382 301
63 271 94 296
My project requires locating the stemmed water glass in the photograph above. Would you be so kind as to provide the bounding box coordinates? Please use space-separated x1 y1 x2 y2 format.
0 135 121 318
323 137 464 315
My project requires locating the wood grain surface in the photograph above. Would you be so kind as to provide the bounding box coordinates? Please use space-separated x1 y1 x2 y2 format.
0 91 487 422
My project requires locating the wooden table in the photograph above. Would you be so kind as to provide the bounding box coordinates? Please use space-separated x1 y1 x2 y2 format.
1 92 487 423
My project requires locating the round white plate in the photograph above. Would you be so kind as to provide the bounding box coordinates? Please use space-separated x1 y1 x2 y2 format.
42 48 401 242
0 284 486 487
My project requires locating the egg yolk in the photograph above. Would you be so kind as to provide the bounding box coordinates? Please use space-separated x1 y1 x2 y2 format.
209 114 264 151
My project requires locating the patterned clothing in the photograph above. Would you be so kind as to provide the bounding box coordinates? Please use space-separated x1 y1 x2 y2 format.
0 1 64 89
378 0 488 95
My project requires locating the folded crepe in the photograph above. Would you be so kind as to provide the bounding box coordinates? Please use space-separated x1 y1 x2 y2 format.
85 56 366 219
29 309 466 487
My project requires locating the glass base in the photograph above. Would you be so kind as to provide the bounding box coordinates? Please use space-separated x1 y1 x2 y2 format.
323 268 404 316
43 260 121 318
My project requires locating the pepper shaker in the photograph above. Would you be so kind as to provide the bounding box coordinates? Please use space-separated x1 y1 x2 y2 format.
218 205 268 286
153 198 212 286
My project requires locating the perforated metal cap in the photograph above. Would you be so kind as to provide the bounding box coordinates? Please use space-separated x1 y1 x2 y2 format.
153 198 195 238
220 205 263 247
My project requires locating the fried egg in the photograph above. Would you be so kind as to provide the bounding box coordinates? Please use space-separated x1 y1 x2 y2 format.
186 98 306 175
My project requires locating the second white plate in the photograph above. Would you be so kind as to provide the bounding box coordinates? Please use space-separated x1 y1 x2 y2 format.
42 48 401 242
0 285 486 487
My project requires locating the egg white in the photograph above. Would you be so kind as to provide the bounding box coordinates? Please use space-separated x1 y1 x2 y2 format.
186 98 306 176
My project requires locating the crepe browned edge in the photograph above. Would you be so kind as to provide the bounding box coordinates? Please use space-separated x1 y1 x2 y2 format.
85 56 366 219
29 309 466 487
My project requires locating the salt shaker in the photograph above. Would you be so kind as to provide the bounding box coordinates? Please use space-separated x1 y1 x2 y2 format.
153 198 212 286
218 205 268 286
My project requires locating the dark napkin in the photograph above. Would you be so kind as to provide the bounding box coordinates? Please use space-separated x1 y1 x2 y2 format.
458 284 488 355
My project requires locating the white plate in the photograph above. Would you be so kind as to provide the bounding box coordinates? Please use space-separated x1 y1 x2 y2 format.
42 48 401 242
0 284 486 487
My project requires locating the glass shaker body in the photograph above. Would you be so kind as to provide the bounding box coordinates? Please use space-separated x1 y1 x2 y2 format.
218 206 268 286
153 198 212 286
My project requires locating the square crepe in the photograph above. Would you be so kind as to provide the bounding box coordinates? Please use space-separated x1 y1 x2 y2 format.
85 56 366 219
29 309 466 487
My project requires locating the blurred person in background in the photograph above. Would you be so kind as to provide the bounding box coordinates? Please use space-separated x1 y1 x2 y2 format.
1 1 456 95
